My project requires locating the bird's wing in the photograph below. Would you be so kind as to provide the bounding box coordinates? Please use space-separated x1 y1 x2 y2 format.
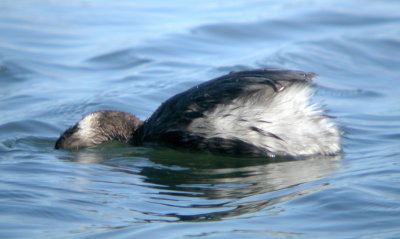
138 69 315 146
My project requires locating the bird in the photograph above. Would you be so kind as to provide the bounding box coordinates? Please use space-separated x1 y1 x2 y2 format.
55 69 341 158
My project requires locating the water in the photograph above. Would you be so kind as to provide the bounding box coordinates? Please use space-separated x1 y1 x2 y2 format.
1 0 400 238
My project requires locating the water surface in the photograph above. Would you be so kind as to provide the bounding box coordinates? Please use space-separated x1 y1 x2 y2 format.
1 0 400 238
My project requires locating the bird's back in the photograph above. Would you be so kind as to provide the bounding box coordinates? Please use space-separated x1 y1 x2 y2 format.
136 69 340 157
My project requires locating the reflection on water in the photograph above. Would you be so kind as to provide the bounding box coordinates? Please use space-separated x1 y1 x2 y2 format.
68 148 340 222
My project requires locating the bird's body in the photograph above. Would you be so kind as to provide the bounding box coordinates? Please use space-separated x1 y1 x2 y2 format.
55 69 341 157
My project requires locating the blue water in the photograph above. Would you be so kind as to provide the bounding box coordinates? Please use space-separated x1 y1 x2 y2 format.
1 0 400 238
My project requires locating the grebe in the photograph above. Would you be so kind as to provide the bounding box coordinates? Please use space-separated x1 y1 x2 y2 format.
55 69 341 157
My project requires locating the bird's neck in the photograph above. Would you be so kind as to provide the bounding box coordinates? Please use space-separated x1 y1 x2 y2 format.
58 111 144 149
